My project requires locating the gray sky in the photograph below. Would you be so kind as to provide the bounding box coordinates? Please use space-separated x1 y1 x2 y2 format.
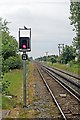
0 0 75 58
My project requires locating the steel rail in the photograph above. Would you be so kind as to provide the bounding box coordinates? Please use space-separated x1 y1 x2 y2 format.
41 65 80 102
43 64 80 80
42 64 80 88
37 66 67 120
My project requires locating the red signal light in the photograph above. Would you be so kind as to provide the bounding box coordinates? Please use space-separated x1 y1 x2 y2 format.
22 44 26 49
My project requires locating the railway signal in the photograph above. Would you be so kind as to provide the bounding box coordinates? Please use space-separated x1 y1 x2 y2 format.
19 26 31 108
19 28 31 52
19 37 31 51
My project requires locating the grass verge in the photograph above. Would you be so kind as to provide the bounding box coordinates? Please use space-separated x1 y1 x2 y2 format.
19 62 35 118
45 62 79 75
2 69 23 109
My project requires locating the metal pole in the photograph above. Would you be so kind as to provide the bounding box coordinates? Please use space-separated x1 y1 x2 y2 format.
58 44 60 56
23 52 27 108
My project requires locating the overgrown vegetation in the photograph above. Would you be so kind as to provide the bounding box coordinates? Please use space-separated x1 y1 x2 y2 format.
0 18 23 101
0 18 22 74
2 69 23 109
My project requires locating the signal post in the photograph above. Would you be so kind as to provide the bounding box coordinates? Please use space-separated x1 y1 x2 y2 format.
19 27 31 108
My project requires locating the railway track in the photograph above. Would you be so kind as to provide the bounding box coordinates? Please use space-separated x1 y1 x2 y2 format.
45 64 80 80
40 63 80 101
42 64 80 87
36 62 80 120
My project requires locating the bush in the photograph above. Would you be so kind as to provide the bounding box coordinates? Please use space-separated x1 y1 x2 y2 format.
2 80 10 95
3 56 22 72
49 57 57 64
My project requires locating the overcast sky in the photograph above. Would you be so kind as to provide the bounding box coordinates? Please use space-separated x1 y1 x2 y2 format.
0 0 75 58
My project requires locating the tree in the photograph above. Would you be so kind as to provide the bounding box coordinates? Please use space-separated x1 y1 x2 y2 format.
49 57 57 64
60 45 76 64
0 18 22 73
0 18 23 95
69 1 80 58
1 22 18 60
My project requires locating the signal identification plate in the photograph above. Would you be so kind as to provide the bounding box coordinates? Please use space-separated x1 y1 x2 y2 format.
22 54 28 60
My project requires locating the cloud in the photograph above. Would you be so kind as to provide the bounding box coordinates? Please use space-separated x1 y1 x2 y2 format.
0 0 74 58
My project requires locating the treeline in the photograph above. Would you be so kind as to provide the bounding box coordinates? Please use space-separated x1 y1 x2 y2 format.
35 55 58 64
35 45 77 64
0 18 22 74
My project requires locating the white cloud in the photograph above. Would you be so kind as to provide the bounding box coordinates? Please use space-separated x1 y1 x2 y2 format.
0 0 74 58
